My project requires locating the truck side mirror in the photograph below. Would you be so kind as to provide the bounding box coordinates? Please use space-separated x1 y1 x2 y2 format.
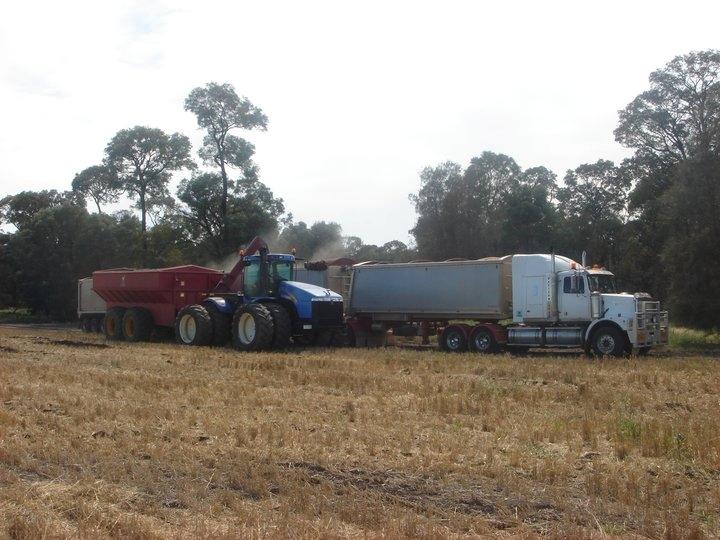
570 273 578 293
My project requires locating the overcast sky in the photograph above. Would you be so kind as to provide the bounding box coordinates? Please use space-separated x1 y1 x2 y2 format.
0 0 718 245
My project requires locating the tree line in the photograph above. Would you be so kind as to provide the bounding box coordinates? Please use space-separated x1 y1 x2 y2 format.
411 50 720 329
1 51 719 328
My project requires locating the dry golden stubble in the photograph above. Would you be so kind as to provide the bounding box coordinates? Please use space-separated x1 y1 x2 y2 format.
0 326 718 538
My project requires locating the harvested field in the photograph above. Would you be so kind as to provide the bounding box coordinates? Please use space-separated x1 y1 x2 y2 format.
0 326 718 538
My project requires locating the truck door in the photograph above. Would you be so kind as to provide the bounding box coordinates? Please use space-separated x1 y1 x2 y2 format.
558 272 590 321
523 276 546 319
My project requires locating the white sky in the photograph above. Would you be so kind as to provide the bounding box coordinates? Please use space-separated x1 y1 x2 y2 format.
0 0 718 245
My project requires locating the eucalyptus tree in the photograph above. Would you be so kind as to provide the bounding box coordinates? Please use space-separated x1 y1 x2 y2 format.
71 165 122 214
185 82 268 246
105 126 194 257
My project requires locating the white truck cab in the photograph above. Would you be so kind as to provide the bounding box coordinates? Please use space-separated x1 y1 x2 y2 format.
510 255 668 355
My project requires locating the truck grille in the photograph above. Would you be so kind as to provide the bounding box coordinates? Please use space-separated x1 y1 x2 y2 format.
312 301 344 328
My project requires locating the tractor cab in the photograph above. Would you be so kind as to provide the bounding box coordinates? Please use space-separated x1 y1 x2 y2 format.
242 253 295 298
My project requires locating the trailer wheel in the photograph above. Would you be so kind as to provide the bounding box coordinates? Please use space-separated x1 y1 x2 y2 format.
205 303 231 347
104 307 126 341
265 303 292 349
232 303 274 351
122 307 154 342
440 326 467 352
469 327 498 353
590 326 626 357
175 305 213 346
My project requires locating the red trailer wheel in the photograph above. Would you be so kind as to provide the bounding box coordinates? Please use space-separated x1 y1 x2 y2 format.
104 307 126 341
122 308 153 342
440 325 468 352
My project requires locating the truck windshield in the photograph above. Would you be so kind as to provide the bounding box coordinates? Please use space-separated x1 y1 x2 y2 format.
588 274 617 293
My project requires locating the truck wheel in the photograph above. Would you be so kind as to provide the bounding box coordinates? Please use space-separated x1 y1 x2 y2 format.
205 303 231 347
591 326 626 357
92 316 104 333
175 305 213 346
232 303 274 351
81 317 92 333
265 303 292 349
122 307 153 342
103 307 126 341
440 326 467 352
636 346 651 356
469 327 498 353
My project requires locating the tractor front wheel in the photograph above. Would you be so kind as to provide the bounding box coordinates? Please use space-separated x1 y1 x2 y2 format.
175 305 213 346
232 304 274 351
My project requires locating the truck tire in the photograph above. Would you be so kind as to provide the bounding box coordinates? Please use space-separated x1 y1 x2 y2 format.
265 303 292 349
469 327 498 353
232 303 274 351
103 307 126 341
175 305 213 346
122 307 154 342
440 326 467 352
92 316 104 333
591 326 626 357
81 317 92 333
205 303 231 347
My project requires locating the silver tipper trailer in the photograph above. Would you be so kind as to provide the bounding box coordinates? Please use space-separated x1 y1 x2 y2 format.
77 277 106 333
348 257 512 320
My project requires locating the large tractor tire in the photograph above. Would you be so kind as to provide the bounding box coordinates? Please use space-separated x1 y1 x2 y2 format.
469 326 498 353
265 303 292 349
205 303 232 347
122 307 154 342
174 305 213 346
232 303 274 351
440 325 467 352
590 326 626 357
103 307 126 341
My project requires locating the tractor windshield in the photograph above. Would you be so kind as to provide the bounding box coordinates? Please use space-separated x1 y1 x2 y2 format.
244 260 293 297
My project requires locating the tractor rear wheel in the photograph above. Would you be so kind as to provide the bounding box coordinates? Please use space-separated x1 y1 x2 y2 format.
103 307 126 341
232 303 274 351
175 305 213 346
205 303 231 347
122 307 153 342
265 303 292 349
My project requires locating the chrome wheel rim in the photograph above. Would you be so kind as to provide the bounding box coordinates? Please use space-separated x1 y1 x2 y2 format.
238 313 256 345
474 332 490 352
446 331 463 351
179 314 197 343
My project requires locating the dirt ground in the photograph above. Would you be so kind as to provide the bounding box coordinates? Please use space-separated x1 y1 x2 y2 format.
0 326 718 538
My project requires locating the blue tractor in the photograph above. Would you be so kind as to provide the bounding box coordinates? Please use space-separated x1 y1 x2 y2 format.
173 237 345 350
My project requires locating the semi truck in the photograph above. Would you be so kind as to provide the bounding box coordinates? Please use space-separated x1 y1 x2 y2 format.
345 253 668 356
88 237 344 351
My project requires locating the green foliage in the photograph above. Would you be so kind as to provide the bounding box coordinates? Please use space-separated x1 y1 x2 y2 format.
410 153 556 259
176 172 284 260
105 126 195 254
71 165 122 213
185 82 268 245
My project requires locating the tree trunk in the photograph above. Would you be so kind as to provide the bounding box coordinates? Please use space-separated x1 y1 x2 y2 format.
140 186 147 264
219 158 229 247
